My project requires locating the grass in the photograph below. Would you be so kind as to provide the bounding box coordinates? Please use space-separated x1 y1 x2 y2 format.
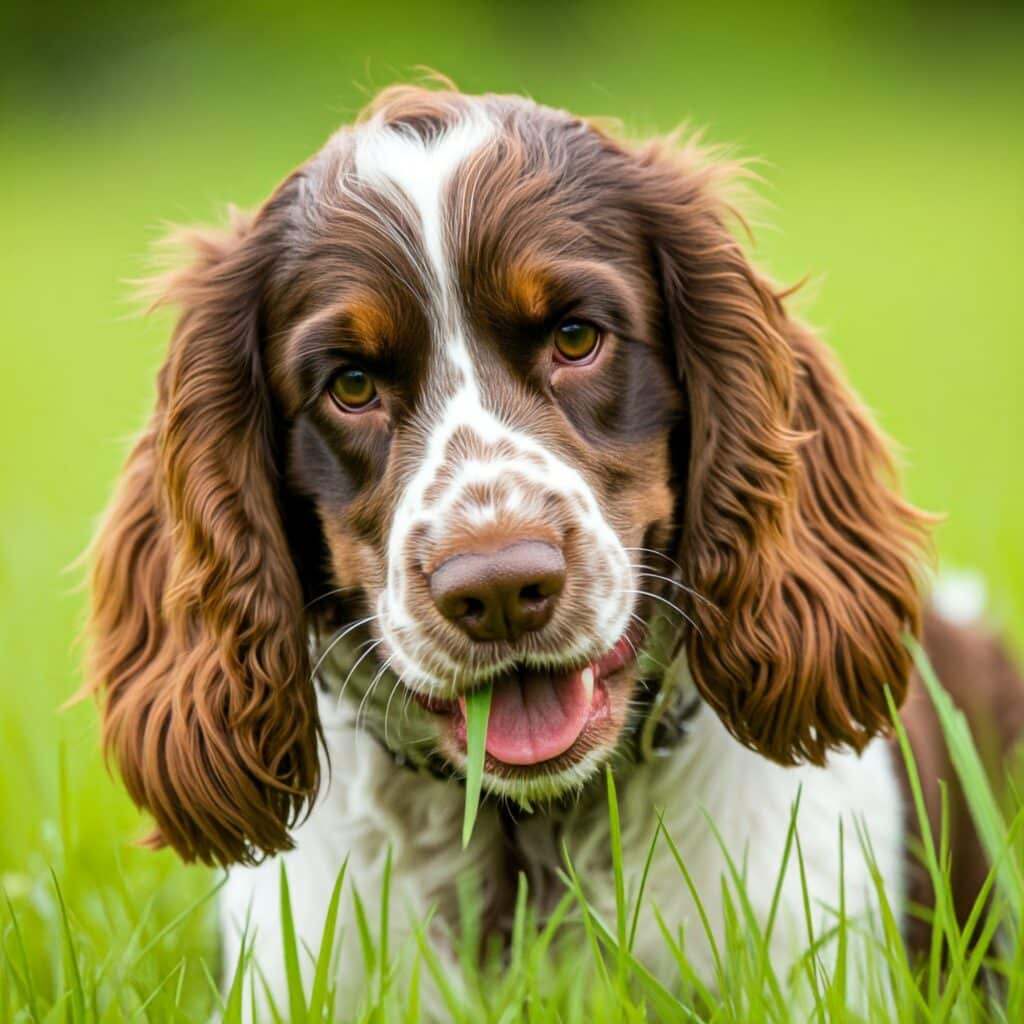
1 2 1022 1021
462 684 493 848
4 641 1024 1021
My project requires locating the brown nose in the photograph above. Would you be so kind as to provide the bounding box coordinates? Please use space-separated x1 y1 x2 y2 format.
429 540 566 642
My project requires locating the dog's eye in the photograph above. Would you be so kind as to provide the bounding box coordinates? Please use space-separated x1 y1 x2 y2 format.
327 368 378 411
552 320 601 363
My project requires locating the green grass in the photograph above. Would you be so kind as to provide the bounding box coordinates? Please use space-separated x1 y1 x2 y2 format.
462 684 493 848
4 642 1024 1020
1 2 1022 1020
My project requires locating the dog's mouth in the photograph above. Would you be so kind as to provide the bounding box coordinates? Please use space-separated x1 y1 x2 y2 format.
412 629 641 782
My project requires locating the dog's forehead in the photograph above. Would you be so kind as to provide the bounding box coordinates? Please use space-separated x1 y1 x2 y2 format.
351 101 497 278
331 92 621 294
273 95 644 417
346 99 498 383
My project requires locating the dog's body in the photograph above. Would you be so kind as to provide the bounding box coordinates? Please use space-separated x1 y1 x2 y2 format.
222 606 1019 1008
85 85 1022 1012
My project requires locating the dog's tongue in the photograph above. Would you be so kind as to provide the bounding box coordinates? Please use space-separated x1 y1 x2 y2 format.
478 667 594 766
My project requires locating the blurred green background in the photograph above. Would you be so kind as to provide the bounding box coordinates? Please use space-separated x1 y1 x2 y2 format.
1 0 1021 1011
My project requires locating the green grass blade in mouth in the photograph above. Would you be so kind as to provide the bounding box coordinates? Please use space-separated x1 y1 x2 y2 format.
462 684 493 848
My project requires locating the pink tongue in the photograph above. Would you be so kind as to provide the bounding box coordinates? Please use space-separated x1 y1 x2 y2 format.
480 668 592 766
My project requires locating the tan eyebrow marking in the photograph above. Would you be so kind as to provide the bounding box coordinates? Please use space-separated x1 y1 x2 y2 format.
505 263 552 320
285 295 395 358
347 298 395 355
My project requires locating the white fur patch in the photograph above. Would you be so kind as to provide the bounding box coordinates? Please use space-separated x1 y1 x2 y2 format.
932 568 988 626
354 106 494 371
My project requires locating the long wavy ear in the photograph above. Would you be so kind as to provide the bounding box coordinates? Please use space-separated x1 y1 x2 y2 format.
85 195 321 865
634 139 932 764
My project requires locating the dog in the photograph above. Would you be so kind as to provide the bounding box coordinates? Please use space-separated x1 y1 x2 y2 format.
85 85 1023 1009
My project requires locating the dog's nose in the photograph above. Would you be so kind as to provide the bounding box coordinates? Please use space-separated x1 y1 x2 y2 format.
429 540 566 642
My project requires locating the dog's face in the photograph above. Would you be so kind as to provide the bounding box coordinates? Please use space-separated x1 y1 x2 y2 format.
87 87 929 864
272 96 680 799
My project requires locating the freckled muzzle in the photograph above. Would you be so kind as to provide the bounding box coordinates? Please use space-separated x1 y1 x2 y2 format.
383 438 631 687
376 420 639 793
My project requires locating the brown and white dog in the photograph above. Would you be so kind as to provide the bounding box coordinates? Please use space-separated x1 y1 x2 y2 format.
86 85 1022 1006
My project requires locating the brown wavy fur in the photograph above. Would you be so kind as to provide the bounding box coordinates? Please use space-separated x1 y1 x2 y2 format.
84 187 321 866
634 138 932 764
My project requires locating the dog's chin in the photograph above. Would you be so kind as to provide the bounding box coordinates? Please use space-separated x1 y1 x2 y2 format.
409 630 641 804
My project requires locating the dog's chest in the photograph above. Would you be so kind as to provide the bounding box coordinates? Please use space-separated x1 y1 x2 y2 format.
487 705 906 980
221 697 906 1007
434 706 905 983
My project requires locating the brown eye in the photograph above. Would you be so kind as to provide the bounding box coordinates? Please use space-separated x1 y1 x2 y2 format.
553 320 601 363
328 368 378 411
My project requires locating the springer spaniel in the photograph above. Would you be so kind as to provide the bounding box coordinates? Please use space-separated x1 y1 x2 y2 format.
86 86 1023 1008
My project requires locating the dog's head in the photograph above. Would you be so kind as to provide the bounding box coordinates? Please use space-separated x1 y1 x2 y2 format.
87 87 930 864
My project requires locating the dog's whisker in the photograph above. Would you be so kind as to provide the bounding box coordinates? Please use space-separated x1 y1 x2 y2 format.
626 564 717 610
382 642 427 742
356 665 390 733
625 589 703 639
311 613 380 682
619 625 643 667
383 635 435 735
335 638 384 710
303 586 353 611
623 546 686 576
626 614 671 676
357 654 395 735
382 660 423 748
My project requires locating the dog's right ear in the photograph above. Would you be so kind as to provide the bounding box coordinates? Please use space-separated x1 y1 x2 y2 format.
85 185 322 866
629 137 931 766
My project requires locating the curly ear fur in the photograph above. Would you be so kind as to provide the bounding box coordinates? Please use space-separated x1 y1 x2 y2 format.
85 200 321 866
636 139 932 764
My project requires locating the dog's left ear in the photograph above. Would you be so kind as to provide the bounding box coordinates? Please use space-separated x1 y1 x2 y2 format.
631 138 932 765
85 177 322 865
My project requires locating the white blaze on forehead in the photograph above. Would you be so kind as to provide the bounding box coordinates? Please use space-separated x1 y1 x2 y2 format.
352 106 495 390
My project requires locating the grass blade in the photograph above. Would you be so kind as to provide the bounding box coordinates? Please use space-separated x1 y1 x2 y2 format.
378 844 393 1006
412 917 467 1024
656 813 727 990
131 876 225 966
3 890 40 1023
49 871 86 1024
221 932 251 1024
604 767 629 989
278 863 307 1023
582 901 696 1021
462 684 493 848
560 843 611 992
627 817 661 954
906 633 1024 927
352 884 376 983
308 856 348 1019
